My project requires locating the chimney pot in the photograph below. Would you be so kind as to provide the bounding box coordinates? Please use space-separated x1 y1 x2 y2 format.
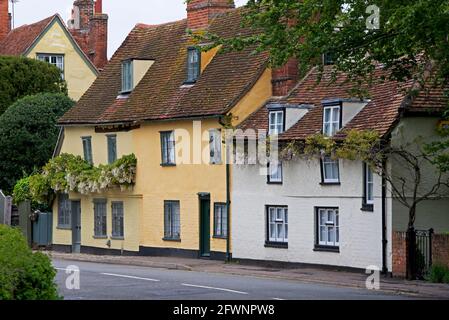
0 0 9 42
187 0 235 30
95 0 102 14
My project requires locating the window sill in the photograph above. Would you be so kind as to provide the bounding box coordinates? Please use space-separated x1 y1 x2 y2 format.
267 181 283 185
265 242 288 249
93 236 108 240
213 235 227 240
111 236 125 240
183 80 197 85
210 161 223 166
320 182 341 186
314 245 340 253
57 226 71 230
163 238 181 242
361 204 374 212
161 163 176 167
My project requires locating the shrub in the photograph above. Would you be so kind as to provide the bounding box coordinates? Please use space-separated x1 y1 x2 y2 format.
0 93 74 193
0 225 60 300
429 264 449 284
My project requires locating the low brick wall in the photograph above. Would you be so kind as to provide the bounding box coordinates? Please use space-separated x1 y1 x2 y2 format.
392 231 407 277
433 234 449 267
392 231 449 277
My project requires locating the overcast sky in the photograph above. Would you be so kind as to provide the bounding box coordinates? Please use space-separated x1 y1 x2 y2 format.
11 0 248 58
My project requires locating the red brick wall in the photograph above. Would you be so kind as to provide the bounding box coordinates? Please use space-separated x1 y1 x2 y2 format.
89 14 108 70
0 0 10 42
392 231 449 277
433 234 449 268
392 231 407 277
187 0 235 30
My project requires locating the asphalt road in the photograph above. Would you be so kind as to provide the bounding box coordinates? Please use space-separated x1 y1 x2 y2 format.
53 259 412 300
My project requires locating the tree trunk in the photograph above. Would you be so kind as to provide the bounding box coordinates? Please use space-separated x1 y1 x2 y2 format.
406 205 417 280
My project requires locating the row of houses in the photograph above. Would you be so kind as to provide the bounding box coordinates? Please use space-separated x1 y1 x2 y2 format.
1 0 448 275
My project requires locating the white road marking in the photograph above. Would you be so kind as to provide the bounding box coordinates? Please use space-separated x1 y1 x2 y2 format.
55 267 70 271
182 283 248 295
101 273 160 282
273 298 286 301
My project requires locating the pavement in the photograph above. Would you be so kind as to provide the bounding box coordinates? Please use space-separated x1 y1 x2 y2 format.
48 251 449 299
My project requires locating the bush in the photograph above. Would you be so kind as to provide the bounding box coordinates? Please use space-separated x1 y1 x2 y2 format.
429 264 449 284
0 225 60 300
0 93 74 193
0 56 67 116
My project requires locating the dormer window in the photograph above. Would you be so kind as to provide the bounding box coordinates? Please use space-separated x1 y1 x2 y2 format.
323 52 335 65
269 110 284 135
323 104 341 136
121 60 133 93
186 47 200 83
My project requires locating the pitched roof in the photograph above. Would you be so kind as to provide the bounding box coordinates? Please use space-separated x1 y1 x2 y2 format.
58 9 269 125
239 65 444 141
0 15 55 56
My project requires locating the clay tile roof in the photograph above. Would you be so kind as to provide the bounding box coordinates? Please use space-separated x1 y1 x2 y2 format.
239 66 426 141
59 8 269 125
0 15 56 56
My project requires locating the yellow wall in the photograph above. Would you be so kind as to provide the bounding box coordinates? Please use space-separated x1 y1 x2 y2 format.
26 20 97 101
133 60 154 88
133 119 228 253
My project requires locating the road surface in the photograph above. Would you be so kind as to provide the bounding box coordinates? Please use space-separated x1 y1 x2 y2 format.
53 259 412 300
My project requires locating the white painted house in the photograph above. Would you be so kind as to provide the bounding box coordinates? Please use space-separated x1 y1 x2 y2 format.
231 66 449 274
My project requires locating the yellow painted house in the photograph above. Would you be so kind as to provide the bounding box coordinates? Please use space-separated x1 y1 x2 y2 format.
53 1 280 259
0 9 104 101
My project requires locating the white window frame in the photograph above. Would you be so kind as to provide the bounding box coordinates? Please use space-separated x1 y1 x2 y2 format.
267 206 288 244
317 208 339 247
365 164 374 205
322 156 340 183
164 201 181 240
209 129 222 165
37 54 64 79
111 201 124 238
269 110 284 135
323 105 341 136
268 162 283 184
187 48 200 83
214 203 227 238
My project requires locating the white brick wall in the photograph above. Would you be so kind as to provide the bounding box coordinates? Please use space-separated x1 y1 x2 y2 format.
232 159 385 270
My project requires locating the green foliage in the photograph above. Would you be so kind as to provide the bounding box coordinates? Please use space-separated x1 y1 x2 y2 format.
429 264 449 284
13 154 138 206
0 56 67 116
303 133 336 157
336 130 382 162
0 93 74 193
0 225 60 300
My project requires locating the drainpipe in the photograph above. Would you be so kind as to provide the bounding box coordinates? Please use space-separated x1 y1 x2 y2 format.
220 116 232 263
381 160 388 274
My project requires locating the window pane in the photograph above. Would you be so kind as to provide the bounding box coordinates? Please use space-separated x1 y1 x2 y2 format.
277 223 284 240
320 226 326 243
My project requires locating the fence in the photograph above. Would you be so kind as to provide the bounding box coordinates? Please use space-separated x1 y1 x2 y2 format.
0 190 12 225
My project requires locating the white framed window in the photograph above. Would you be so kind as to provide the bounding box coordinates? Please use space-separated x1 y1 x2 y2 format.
121 60 133 92
364 163 374 205
164 201 180 240
268 162 283 184
322 156 340 183
267 206 288 244
209 129 222 164
57 193 71 228
37 54 64 79
82 136 93 165
317 208 339 247
269 110 284 135
94 199 107 237
323 105 341 136
160 131 176 165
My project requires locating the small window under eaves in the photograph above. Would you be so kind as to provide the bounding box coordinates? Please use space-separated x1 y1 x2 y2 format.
186 47 201 84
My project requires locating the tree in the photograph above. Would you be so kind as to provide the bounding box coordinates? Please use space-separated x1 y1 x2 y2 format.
0 93 74 193
199 0 449 89
0 56 67 115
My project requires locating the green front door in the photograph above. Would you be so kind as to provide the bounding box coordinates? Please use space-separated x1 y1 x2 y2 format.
199 197 211 257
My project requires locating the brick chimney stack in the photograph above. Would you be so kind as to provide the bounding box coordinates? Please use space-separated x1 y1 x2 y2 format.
68 0 108 70
0 0 11 42
187 0 235 30
272 58 299 96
